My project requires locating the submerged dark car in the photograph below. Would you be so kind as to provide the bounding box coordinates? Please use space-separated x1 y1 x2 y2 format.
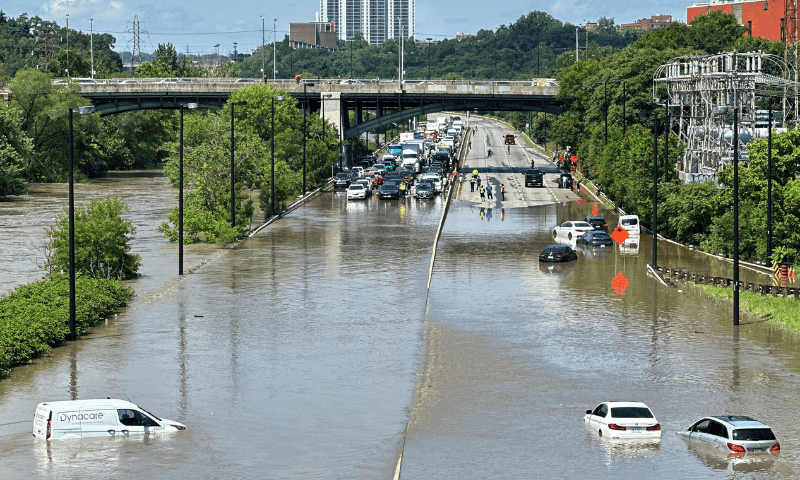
539 245 578 263
378 183 401 199
584 216 608 231
576 231 613 247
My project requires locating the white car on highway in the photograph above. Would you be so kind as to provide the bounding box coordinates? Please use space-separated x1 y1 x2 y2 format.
346 183 368 200
553 221 594 240
584 401 661 439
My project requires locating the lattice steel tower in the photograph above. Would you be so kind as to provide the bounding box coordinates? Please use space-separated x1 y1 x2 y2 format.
654 51 798 182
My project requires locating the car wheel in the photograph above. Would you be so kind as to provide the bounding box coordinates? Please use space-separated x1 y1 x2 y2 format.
568 233 573 240
553 230 558 238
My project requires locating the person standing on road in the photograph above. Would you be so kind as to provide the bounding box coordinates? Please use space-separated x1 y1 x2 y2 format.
470 176 476 192
479 186 486 201
476 176 482 189
500 183 506 201
486 184 493 200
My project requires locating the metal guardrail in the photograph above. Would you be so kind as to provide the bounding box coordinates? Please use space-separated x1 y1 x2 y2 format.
660 267 799 299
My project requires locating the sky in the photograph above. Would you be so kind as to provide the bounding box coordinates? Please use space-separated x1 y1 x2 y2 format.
5 0 696 56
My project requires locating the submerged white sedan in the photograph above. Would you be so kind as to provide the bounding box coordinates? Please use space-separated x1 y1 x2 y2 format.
553 221 594 240
584 401 662 439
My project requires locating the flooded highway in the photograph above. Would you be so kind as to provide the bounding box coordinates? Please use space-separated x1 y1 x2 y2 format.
1 117 799 479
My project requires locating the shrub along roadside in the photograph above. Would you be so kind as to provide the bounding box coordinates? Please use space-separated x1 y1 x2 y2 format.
691 283 800 332
0 275 134 379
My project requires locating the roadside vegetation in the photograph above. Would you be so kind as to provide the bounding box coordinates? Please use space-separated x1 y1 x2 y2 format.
692 283 800 332
0 197 138 379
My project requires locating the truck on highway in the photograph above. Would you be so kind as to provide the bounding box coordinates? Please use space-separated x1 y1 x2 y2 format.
504 134 516 145
525 169 543 187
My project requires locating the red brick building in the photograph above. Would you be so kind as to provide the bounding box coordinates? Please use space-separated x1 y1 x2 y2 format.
687 0 785 42
619 15 675 31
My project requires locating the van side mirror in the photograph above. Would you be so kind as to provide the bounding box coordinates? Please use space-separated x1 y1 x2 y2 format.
586 410 592 415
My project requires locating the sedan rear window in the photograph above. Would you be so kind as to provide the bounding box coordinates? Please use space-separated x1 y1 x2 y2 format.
732 428 776 441
610 407 654 419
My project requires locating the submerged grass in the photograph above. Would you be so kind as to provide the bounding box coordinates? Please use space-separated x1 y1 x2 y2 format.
691 283 800 332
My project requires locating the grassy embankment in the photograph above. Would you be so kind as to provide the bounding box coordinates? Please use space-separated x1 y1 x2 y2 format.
0 275 134 379
691 283 800 332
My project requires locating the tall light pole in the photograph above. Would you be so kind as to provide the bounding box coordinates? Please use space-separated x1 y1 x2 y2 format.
664 99 670 182
67 105 95 341
261 16 266 83
230 101 247 229
639 110 658 269
66 14 69 77
767 98 774 261
179 103 198 275
426 38 432 78
613 80 626 136
303 82 316 194
733 102 740 326
90 19 94 79
594 82 608 144
271 96 284 217
273 19 277 81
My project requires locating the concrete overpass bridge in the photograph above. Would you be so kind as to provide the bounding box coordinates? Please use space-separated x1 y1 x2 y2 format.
78 78 563 140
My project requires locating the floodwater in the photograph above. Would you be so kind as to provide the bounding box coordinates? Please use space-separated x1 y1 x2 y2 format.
1 119 799 479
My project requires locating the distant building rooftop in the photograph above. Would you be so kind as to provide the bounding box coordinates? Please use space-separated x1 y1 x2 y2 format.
619 14 674 31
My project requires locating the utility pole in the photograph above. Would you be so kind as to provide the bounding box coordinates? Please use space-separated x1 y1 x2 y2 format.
273 19 277 81
261 16 266 82
66 15 69 77
90 19 94 79
575 27 579 62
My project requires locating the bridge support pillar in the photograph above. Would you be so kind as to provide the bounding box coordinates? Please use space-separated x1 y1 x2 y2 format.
321 92 343 143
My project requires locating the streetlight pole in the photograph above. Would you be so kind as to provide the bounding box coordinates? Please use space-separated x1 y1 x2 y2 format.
261 16 265 83
665 99 670 182
427 38 432 78
66 15 69 77
652 112 658 269
271 96 284 217
613 80 626 137
67 105 95 341
230 101 247 229
767 98 773 261
179 103 198 275
594 82 608 144
733 103 740 326
273 19 277 81
303 82 316 194
90 19 94 79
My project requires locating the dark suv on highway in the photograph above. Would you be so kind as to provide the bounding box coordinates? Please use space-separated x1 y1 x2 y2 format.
525 169 544 188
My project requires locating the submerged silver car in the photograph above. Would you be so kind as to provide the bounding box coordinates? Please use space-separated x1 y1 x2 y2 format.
677 416 780 455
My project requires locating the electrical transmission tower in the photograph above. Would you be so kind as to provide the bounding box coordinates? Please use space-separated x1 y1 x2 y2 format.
128 15 142 70
654 51 799 182
32 26 56 70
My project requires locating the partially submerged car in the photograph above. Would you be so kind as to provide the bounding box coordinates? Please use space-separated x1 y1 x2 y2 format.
584 401 661 439
33 399 186 440
677 416 780 456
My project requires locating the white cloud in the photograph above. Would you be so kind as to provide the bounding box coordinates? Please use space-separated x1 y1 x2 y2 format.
44 0 128 22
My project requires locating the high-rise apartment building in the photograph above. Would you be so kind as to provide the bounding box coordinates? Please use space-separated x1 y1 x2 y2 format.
318 0 413 45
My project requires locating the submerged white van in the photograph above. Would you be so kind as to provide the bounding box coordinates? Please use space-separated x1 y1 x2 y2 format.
33 399 186 440
618 215 641 235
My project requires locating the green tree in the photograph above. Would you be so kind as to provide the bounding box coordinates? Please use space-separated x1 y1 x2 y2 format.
0 105 32 197
44 197 141 279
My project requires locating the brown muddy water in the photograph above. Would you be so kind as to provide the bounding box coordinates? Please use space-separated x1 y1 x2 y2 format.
0 158 798 479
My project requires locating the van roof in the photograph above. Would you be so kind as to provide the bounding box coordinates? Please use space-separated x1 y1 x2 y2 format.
37 399 138 409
